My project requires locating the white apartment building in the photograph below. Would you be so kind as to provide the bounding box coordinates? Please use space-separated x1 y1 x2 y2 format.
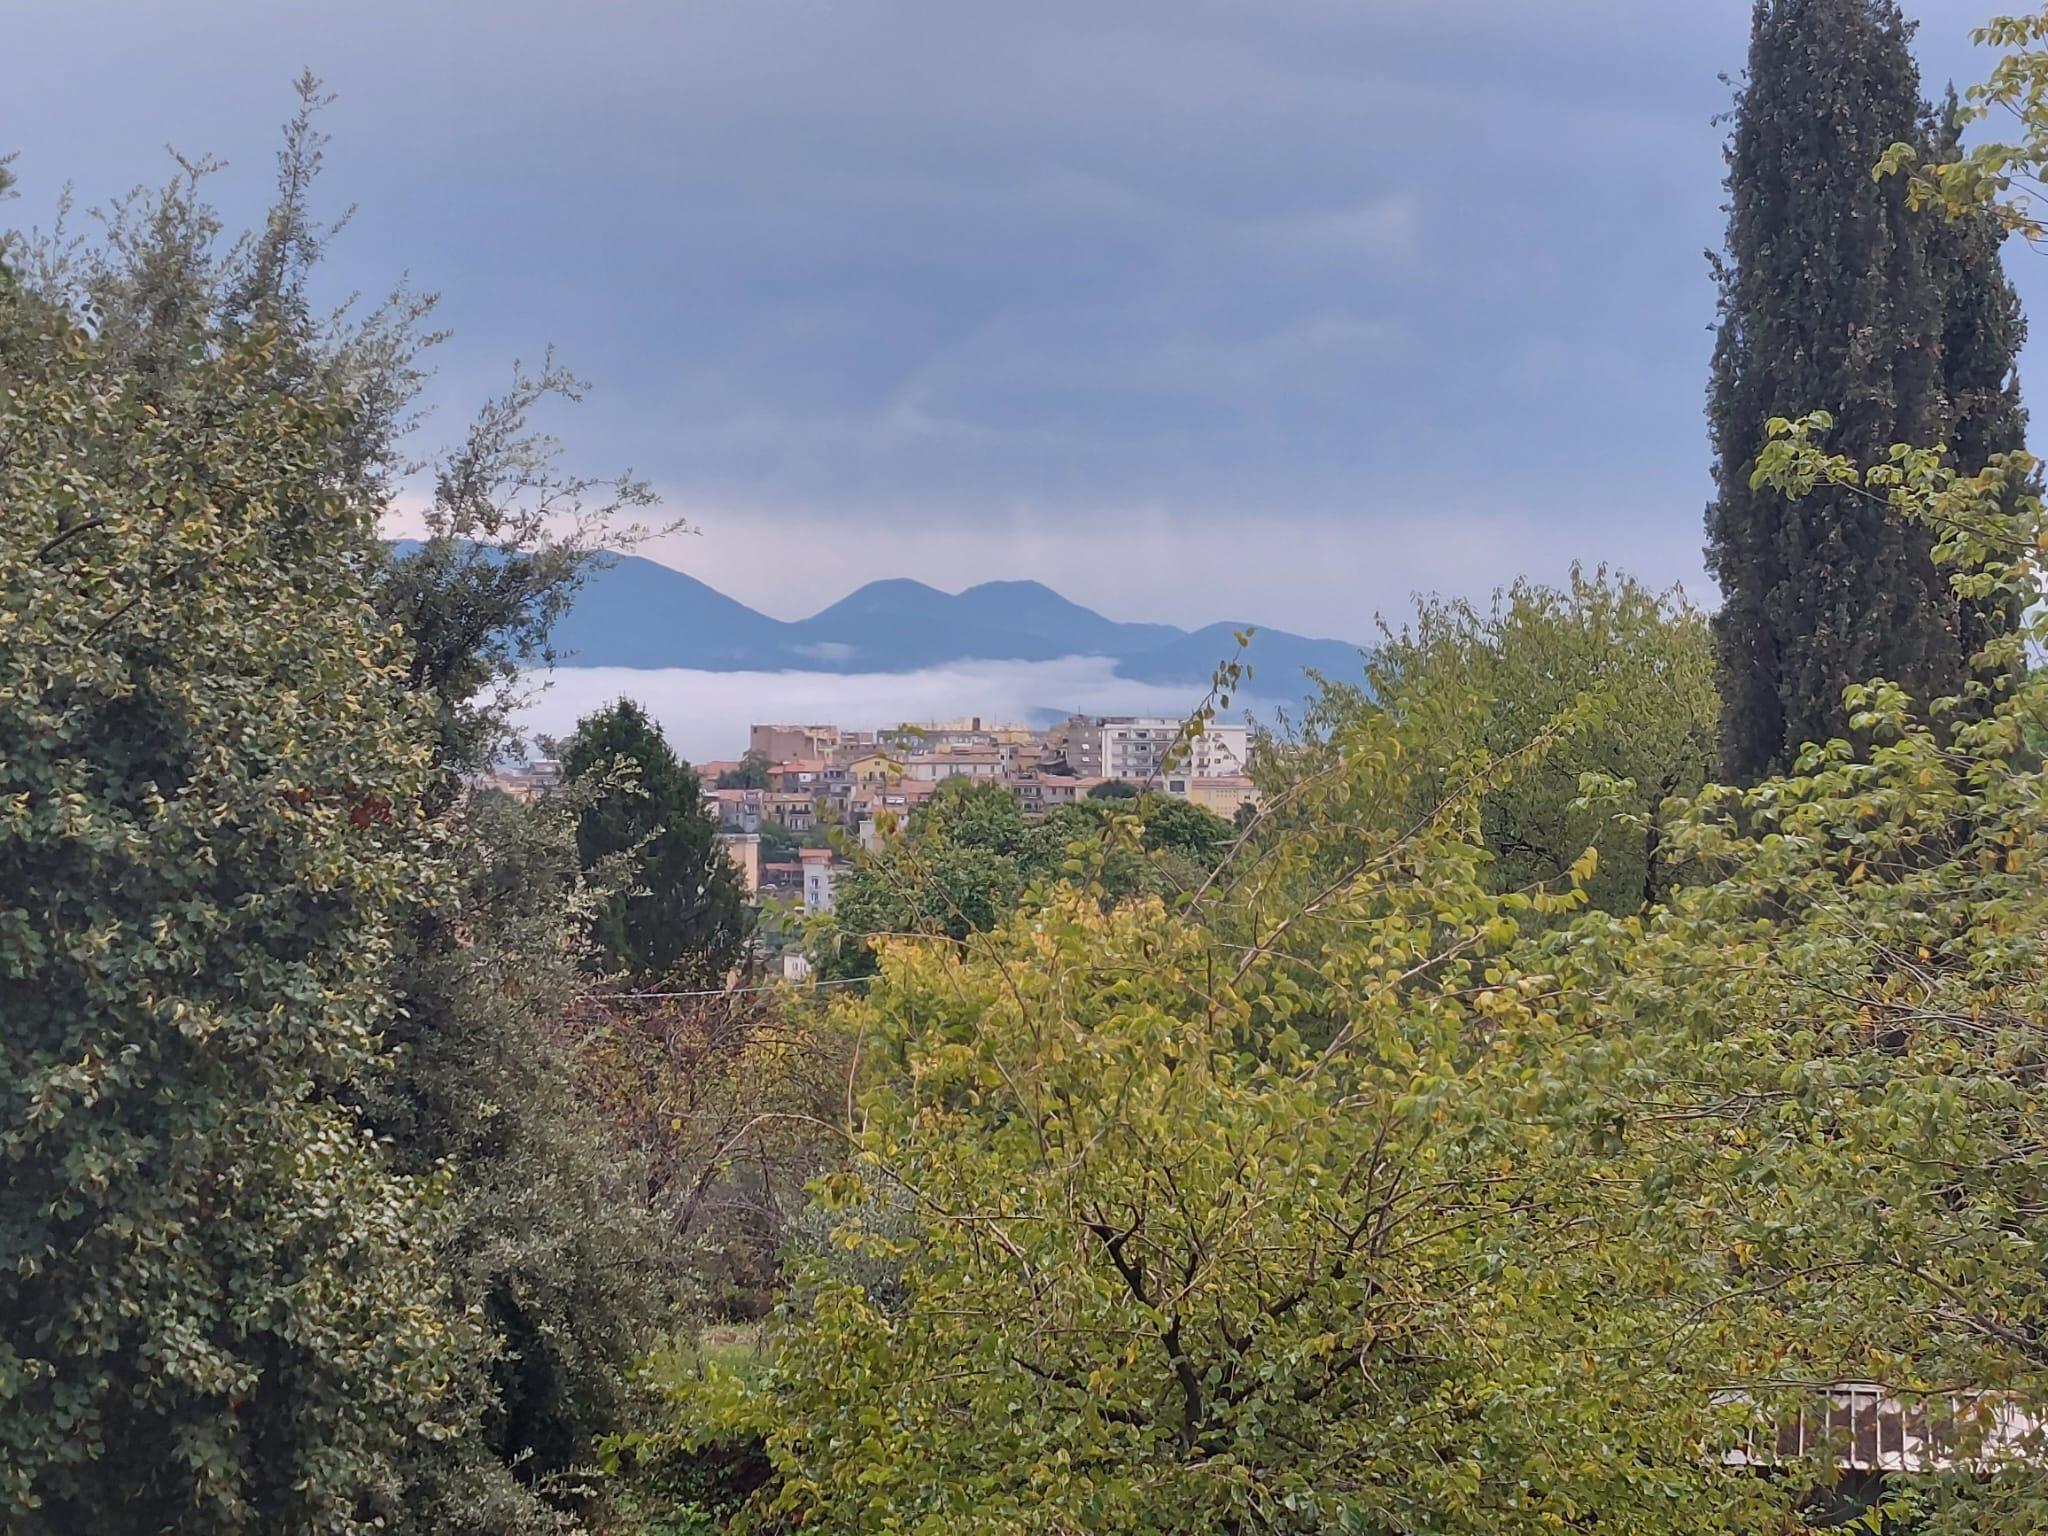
1188 723 1249 777
1059 717 1250 783
799 848 840 915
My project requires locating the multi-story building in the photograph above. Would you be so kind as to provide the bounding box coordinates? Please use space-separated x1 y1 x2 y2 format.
749 724 880 765
1049 716 1250 784
1187 723 1250 777
1011 773 1107 813
707 786 766 831
770 759 851 796
824 729 882 765
903 749 1008 782
765 793 819 833
798 847 841 915
895 717 1040 751
846 750 901 787
852 778 939 829
750 724 831 764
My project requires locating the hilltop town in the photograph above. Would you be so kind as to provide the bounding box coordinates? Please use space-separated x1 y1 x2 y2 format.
489 711 1256 914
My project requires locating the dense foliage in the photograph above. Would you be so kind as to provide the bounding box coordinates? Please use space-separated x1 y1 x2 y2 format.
1305 566 1718 914
1 82 689 1534
562 699 749 984
0 255 463 1534
817 777 1234 978
558 988 846 1321
1705 0 2028 780
369 783 681 1528
699 864 1775 1532
713 752 770 790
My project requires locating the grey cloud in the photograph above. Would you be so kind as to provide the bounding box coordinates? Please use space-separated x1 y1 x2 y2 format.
6 0 2033 633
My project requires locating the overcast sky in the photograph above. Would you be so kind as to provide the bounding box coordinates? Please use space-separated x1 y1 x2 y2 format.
6 1 2039 642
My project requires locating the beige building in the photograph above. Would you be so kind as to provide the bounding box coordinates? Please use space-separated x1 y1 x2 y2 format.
749 724 830 763
749 724 881 764
717 832 762 895
1162 773 1259 817
480 759 562 802
1011 773 1107 812
765 792 819 832
846 750 901 787
903 749 1007 782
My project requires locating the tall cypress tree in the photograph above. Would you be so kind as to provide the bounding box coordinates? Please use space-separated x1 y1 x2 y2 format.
1706 0 2026 781
1926 88 2035 664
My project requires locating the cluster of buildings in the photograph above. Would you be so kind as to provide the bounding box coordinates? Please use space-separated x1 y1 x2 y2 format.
486 713 1258 933
699 716 1257 887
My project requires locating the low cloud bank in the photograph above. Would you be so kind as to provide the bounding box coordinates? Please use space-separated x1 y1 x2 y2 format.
509 657 1282 765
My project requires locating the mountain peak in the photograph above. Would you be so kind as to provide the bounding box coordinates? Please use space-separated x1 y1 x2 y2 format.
389 539 1370 696
956 577 1065 599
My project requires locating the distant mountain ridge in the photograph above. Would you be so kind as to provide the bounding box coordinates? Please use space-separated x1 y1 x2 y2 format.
397 543 1365 692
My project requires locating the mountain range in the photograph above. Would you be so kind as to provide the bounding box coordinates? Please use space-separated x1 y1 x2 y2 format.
522 549 1367 693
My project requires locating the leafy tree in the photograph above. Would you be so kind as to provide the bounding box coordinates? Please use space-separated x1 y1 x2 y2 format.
1326 566 1718 913
756 819 800 860
370 788 680 1520
816 780 1044 978
913 776 1049 860
1136 794 1234 864
375 369 659 799
2 82 684 1531
715 751 770 790
679 707 1793 1534
1923 89 2037 668
820 839 1030 980
755 818 834 859
818 780 1230 979
1705 0 2027 781
1087 777 1140 799
563 700 748 982
1584 406 2048 1534
0 262 464 1534
555 987 847 1321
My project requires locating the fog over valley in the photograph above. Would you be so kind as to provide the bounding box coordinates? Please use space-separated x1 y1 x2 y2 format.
510 657 1276 764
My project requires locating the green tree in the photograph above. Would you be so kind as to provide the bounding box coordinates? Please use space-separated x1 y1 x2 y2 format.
3 83 684 1532
1135 794 1234 864
1087 777 1140 800
1927 90 2035 658
369 788 680 1522
0 266 464 1534
756 819 798 860
1335 566 1717 913
1590 406 2048 1535
1705 0 2027 781
715 751 770 790
819 779 1049 980
563 700 748 982
818 779 1231 979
